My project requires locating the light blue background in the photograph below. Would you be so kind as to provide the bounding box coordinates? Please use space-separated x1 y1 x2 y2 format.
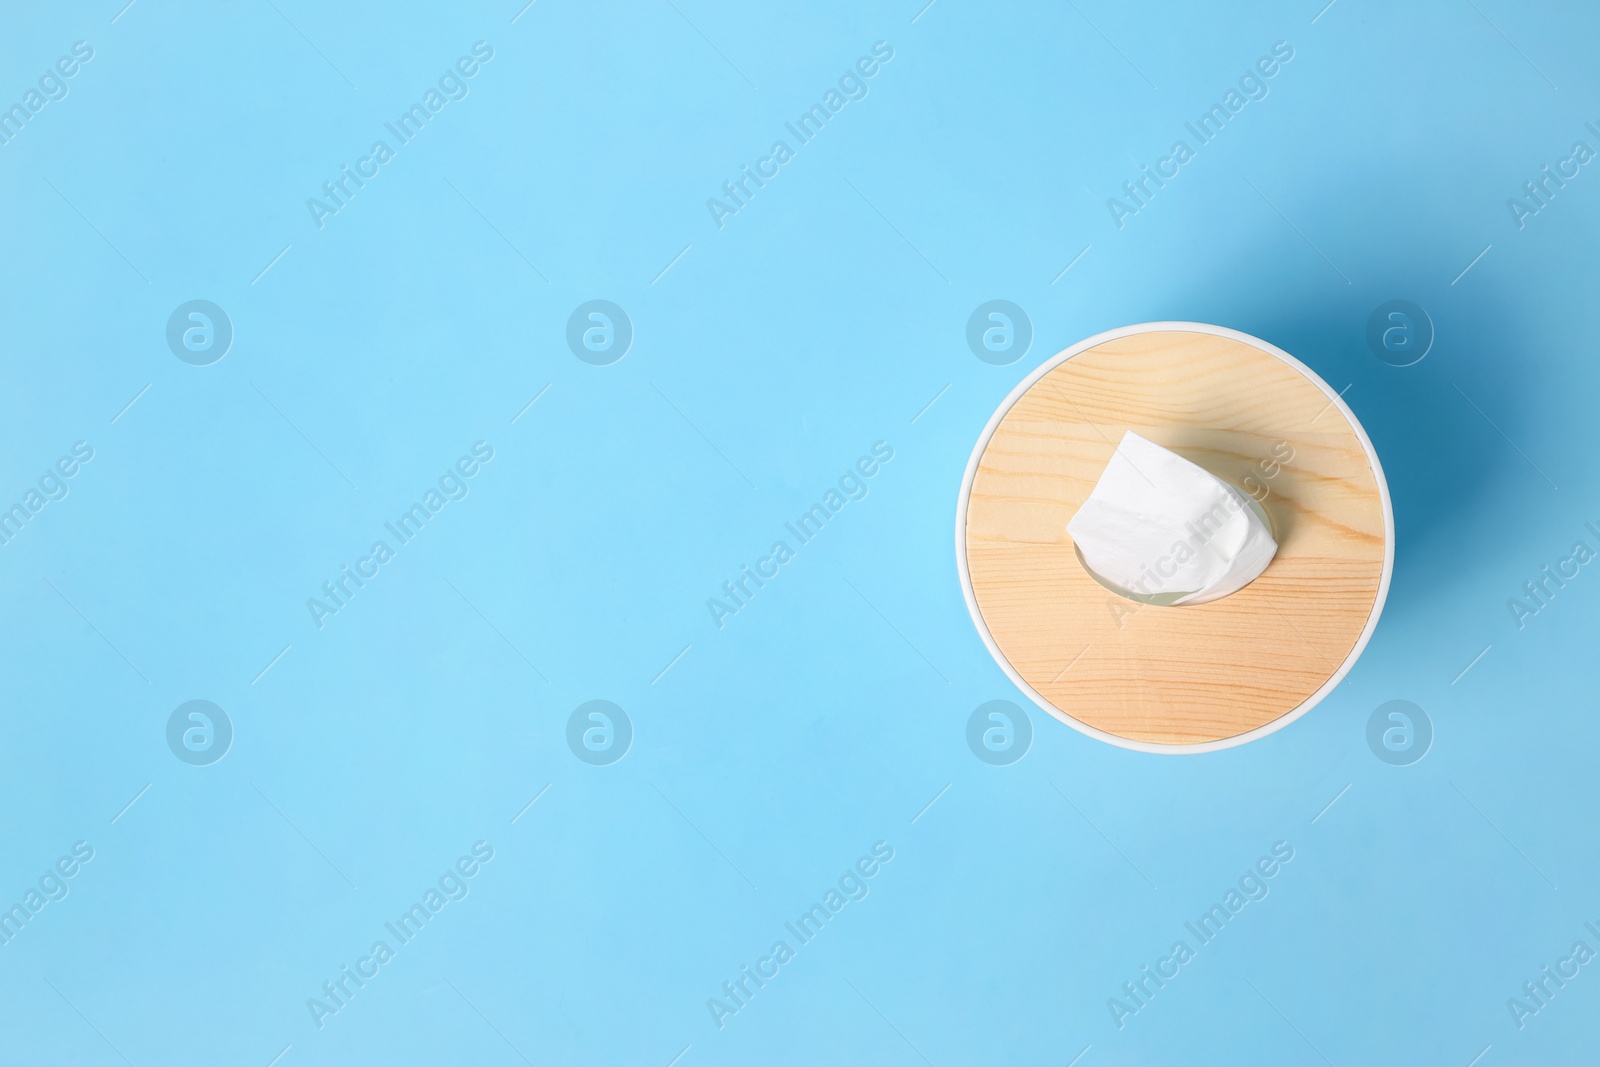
1 0 1596 1063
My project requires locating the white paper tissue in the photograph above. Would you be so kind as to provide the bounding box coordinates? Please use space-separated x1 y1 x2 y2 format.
1067 431 1277 605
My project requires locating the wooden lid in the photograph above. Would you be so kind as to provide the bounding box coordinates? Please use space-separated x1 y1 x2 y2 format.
957 323 1392 752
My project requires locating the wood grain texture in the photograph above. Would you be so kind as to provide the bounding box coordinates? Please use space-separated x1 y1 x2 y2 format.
963 329 1387 746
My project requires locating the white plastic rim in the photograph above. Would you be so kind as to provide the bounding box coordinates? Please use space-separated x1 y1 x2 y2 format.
954 321 1395 755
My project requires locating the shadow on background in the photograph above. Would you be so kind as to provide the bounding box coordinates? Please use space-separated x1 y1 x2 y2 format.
1153 238 1527 588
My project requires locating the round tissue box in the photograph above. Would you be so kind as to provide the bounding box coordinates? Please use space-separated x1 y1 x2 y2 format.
956 323 1393 753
